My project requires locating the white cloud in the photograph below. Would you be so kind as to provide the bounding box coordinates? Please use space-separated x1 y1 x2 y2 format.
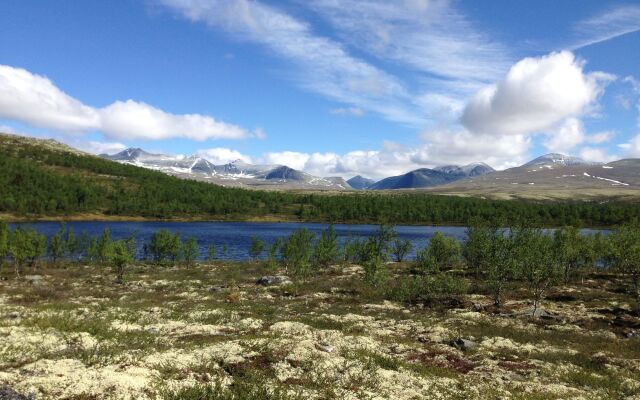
543 118 585 154
621 134 640 158
0 65 99 132
572 5 640 49
330 107 365 117
462 51 613 136
579 147 618 163
196 147 252 164
99 100 249 141
0 65 253 141
306 0 510 85
251 130 530 179
80 140 128 155
157 0 427 126
260 151 312 171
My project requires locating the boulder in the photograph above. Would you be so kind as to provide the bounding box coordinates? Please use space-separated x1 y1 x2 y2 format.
256 275 291 286
449 338 477 351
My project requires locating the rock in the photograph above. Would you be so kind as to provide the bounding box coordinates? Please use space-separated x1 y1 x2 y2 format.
315 341 335 353
6 311 20 319
256 275 291 286
449 338 478 351
23 275 44 285
0 386 35 400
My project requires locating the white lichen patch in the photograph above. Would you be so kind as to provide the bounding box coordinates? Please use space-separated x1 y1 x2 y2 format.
0 358 158 400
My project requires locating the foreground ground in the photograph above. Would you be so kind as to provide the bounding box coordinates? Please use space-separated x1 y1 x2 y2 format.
1 262 639 399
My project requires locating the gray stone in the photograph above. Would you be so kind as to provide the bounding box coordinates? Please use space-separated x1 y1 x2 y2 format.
256 275 291 286
315 341 335 353
449 338 477 351
6 311 20 319
0 386 35 400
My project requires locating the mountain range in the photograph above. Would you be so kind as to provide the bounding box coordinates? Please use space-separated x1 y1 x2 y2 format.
100 147 639 197
101 148 497 190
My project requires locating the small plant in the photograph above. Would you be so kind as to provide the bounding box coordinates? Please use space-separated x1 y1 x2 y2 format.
0 221 8 271
391 238 413 262
207 244 217 261
48 223 66 264
109 238 135 284
147 229 182 264
425 232 461 269
182 236 199 266
514 227 562 316
610 223 640 314
463 221 494 278
249 235 265 261
281 228 315 277
9 227 46 276
314 224 340 267
265 238 282 271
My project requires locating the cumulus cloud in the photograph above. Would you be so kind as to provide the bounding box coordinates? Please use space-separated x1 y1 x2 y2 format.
196 147 252 164
620 134 640 158
0 65 253 141
462 51 613 136
250 131 530 179
543 118 586 154
579 147 618 163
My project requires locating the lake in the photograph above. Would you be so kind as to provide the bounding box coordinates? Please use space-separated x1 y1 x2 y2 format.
10 221 469 261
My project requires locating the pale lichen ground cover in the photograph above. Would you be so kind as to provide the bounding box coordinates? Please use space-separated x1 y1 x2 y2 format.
0 263 639 400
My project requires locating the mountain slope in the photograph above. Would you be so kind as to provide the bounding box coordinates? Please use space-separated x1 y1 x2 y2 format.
370 163 495 190
426 153 640 200
347 175 376 190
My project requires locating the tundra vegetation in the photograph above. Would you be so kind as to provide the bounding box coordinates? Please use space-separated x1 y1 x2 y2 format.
1 220 640 399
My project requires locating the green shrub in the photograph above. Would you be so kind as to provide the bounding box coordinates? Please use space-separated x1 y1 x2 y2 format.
249 235 265 260
391 238 413 262
282 229 315 277
388 273 468 304
182 236 199 266
147 229 182 264
314 225 339 267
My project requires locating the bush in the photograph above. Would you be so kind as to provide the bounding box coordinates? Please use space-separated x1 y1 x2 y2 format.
109 238 135 284
182 236 199 266
391 238 413 262
388 273 468 304
314 225 340 267
249 235 265 261
609 223 640 313
426 232 461 268
147 229 182 264
281 229 315 277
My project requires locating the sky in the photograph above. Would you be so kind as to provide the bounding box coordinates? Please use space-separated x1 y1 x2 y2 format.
0 0 639 179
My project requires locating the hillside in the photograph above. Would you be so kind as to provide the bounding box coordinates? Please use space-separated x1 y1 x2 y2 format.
426 155 640 200
3 133 640 226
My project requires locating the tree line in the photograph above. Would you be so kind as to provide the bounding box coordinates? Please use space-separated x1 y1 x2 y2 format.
2 136 640 226
1 220 639 314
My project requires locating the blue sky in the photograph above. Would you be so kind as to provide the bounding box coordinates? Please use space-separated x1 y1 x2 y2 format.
0 0 639 178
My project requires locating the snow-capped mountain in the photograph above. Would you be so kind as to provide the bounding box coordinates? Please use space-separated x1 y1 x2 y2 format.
101 148 349 190
523 153 597 168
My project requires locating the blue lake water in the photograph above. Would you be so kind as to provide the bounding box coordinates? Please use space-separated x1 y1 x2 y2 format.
10 221 469 261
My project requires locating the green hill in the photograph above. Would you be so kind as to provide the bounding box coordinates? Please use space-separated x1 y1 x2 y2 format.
1 133 640 226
